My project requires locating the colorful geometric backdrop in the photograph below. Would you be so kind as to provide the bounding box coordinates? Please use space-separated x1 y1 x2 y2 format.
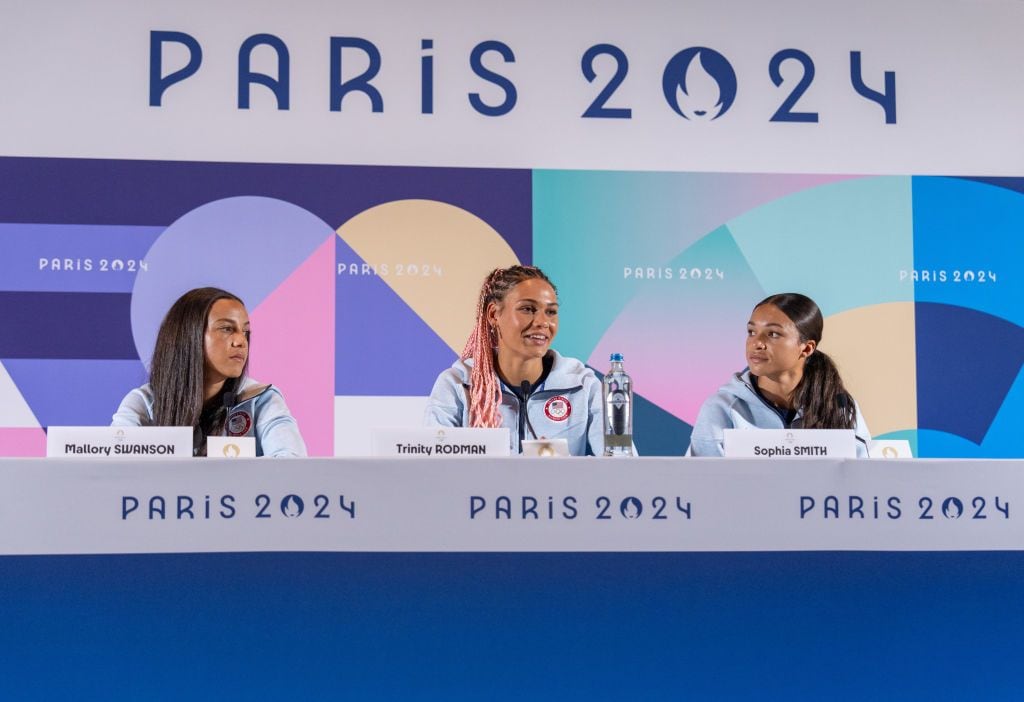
1 158 1021 457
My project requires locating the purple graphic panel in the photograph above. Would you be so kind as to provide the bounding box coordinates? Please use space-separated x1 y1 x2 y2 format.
130 197 334 365
0 157 532 455
335 237 456 396
0 292 136 359
0 158 532 265
3 359 147 427
0 224 162 293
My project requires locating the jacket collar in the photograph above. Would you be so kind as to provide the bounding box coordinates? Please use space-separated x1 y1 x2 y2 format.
454 350 585 394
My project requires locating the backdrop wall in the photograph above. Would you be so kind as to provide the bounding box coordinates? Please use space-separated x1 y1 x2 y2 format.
2 0 1022 457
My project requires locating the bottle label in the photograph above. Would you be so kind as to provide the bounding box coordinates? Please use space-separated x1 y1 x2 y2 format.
604 434 632 448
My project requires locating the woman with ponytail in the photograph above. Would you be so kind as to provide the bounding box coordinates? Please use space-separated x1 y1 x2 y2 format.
424 266 605 455
112 287 306 457
688 292 871 457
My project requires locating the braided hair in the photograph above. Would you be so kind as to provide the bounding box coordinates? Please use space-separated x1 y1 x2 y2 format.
461 266 556 427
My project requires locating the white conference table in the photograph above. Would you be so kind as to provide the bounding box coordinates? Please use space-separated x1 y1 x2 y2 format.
2 456 1020 555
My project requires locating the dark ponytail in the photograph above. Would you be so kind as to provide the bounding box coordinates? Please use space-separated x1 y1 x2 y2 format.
793 348 856 430
756 293 856 430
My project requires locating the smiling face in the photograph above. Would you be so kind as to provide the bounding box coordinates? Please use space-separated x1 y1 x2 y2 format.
487 278 559 364
745 303 816 381
203 298 250 386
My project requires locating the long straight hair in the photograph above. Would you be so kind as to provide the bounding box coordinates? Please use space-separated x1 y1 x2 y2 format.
755 293 856 430
149 287 248 449
461 266 555 428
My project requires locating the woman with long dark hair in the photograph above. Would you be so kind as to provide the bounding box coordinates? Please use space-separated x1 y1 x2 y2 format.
424 265 605 455
112 287 306 457
688 292 870 456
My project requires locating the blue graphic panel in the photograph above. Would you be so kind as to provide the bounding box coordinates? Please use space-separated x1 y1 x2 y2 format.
534 171 842 363
912 176 1024 326
964 177 1024 198
1 552 1023 700
915 302 1024 452
916 364 1024 459
980 364 1024 458
728 176 914 315
633 390 693 456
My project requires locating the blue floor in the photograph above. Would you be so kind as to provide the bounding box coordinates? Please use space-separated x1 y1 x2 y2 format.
2 551 1022 700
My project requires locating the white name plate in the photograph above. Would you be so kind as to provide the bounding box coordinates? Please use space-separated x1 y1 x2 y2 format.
522 439 570 457
724 428 857 459
207 436 256 458
372 427 511 457
869 439 914 459
47 426 193 459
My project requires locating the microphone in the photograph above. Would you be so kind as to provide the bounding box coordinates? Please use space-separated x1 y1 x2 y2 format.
220 390 238 438
518 380 539 443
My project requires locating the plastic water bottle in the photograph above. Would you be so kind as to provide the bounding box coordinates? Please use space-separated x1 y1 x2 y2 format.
602 353 633 456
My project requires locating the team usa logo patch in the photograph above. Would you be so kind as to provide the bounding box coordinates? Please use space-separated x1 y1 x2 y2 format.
544 396 572 422
227 409 253 436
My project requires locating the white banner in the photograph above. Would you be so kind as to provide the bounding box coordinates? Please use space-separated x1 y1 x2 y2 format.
0 457 1020 554
2 0 1022 174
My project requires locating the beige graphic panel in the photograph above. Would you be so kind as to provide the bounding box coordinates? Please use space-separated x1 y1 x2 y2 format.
338 200 520 354
818 302 917 437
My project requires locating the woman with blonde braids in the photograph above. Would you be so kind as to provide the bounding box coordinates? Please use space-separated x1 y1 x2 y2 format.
424 265 605 455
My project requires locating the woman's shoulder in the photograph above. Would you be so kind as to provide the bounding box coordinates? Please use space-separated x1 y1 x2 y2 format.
424 358 472 425
547 350 598 382
113 382 154 407
698 371 757 413
111 383 155 426
238 380 299 430
431 357 473 389
237 377 272 403
125 382 155 401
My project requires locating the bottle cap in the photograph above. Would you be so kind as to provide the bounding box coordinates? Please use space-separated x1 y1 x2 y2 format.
609 353 624 362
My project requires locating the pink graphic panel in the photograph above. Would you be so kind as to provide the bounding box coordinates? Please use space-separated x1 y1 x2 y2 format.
249 236 335 456
591 294 750 423
0 428 47 456
588 225 767 424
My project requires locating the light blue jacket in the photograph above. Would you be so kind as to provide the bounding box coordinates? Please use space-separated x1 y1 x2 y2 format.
688 370 871 457
111 376 307 457
424 350 605 456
